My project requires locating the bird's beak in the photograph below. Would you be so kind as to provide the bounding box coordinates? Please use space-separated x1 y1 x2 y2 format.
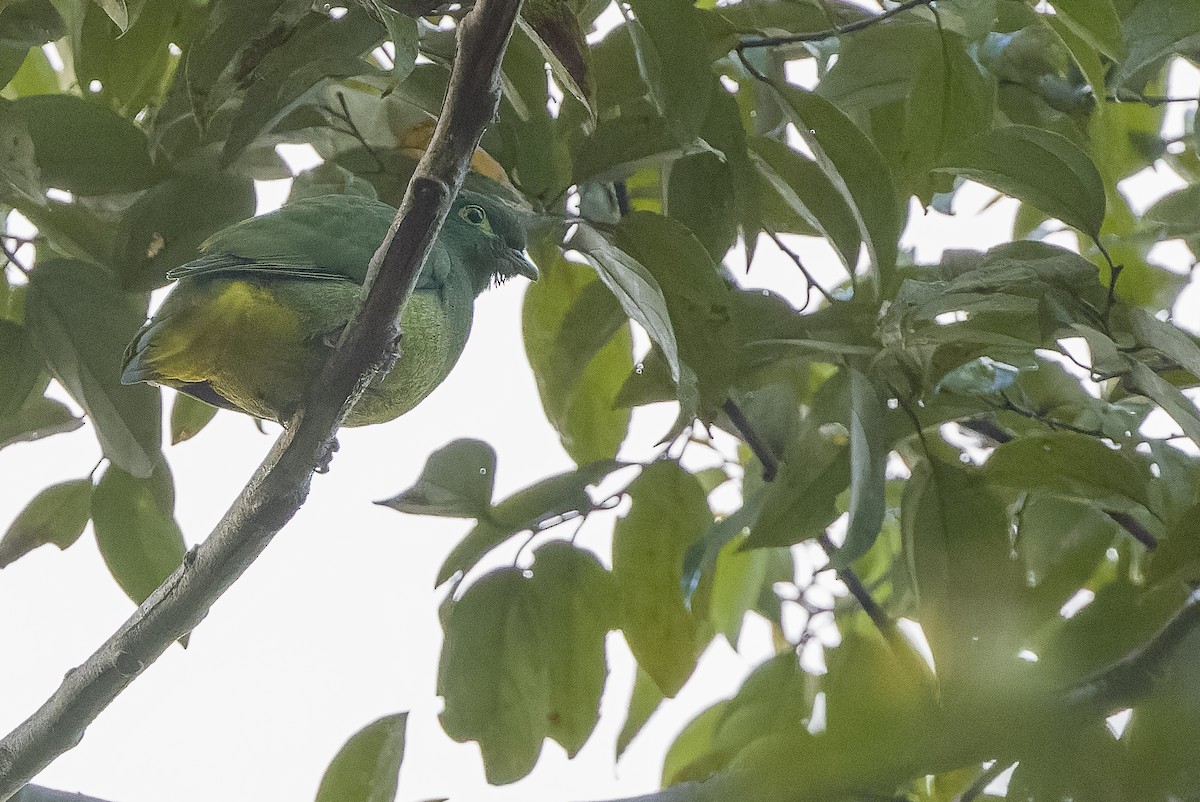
510 250 539 281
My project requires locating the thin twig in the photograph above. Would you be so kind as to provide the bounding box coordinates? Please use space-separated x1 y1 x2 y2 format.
737 0 936 50
0 2 525 797
818 534 893 633
955 761 1014 802
721 398 778 481
0 240 31 275
767 230 835 307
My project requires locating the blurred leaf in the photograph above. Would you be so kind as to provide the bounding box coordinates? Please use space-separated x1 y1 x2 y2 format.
90 0 130 32
315 713 407 802
0 477 92 567
1124 361 1200 449
289 162 379 202
438 569 547 784
836 367 888 566
25 259 160 478
113 172 256 291
184 0 313 130
74 0 201 117
902 31 993 198
169 392 218 445
662 700 732 786
0 392 82 449
522 247 632 464
1049 0 1123 60
0 319 40 417
704 533 769 646
8 94 157 194
0 108 42 203
616 666 663 760
91 460 186 605
985 431 1155 513
435 460 617 585
1112 0 1200 91
1144 183 1200 239
613 461 709 696
377 438 497 519
936 125 1105 239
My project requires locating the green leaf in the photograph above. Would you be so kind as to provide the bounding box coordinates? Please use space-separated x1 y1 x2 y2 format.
314 713 407 802
526 541 617 756
901 32 993 195
169 392 218 445
74 0 200 117
661 701 730 787
1048 0 1124 60
0 392 83 449
1112 0 1200 91
1144 183 1200 240
91 460 186 605
612 212 737 415
522 247 632 464
434 460 617 584
113 172 257 291
184 0 313 129
935 125 1106 239
769 82 904 277
0 478 92 567
616 666 663 760
704 533 769 646
377 438 496 519
25 259 161 478
1124 361 1200 449
836 367 887 566
984 431 1155 514
90 0 128 31
569 223 681 384
222 6 386 162
289 162 379 202
625 0 714 141
9 94 157 194
749 135 861 268
438 543 616 784
1125 307 1200 381
0 108 42 203
613 461 709 696
518 3 594 118
438 570 548 784
0 319 40 417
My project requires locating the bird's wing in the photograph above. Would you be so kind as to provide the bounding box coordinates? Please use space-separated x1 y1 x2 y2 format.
170 195 400 285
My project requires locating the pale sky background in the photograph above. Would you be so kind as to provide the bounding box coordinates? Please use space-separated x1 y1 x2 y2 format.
2 21 1198 802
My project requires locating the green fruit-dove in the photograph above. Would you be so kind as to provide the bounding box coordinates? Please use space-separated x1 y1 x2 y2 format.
121 191 536 425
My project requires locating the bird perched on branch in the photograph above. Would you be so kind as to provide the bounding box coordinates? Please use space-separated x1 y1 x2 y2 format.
121 191 536 426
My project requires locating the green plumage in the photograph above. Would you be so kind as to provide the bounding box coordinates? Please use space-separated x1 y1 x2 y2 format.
121 191 535 426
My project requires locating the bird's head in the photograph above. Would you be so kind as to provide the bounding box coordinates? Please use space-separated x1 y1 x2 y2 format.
444 190 538 294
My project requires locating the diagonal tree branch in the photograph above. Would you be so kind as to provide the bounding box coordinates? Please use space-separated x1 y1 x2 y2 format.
0 2 524 797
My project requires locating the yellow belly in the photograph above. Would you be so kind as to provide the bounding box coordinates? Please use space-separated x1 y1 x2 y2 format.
141 277 466 425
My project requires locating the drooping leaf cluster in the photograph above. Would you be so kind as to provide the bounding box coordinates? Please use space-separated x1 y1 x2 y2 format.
6 0 1200 800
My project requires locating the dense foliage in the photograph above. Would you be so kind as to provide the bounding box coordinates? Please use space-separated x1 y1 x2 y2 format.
4 0 1200 799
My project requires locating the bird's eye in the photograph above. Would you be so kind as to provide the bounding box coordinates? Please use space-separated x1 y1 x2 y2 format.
460 204 488 226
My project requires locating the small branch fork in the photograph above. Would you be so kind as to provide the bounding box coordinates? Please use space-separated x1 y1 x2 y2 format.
0 2 524 798
737 0 938 52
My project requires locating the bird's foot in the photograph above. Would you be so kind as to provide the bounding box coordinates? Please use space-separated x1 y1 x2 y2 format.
315 436 340 474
